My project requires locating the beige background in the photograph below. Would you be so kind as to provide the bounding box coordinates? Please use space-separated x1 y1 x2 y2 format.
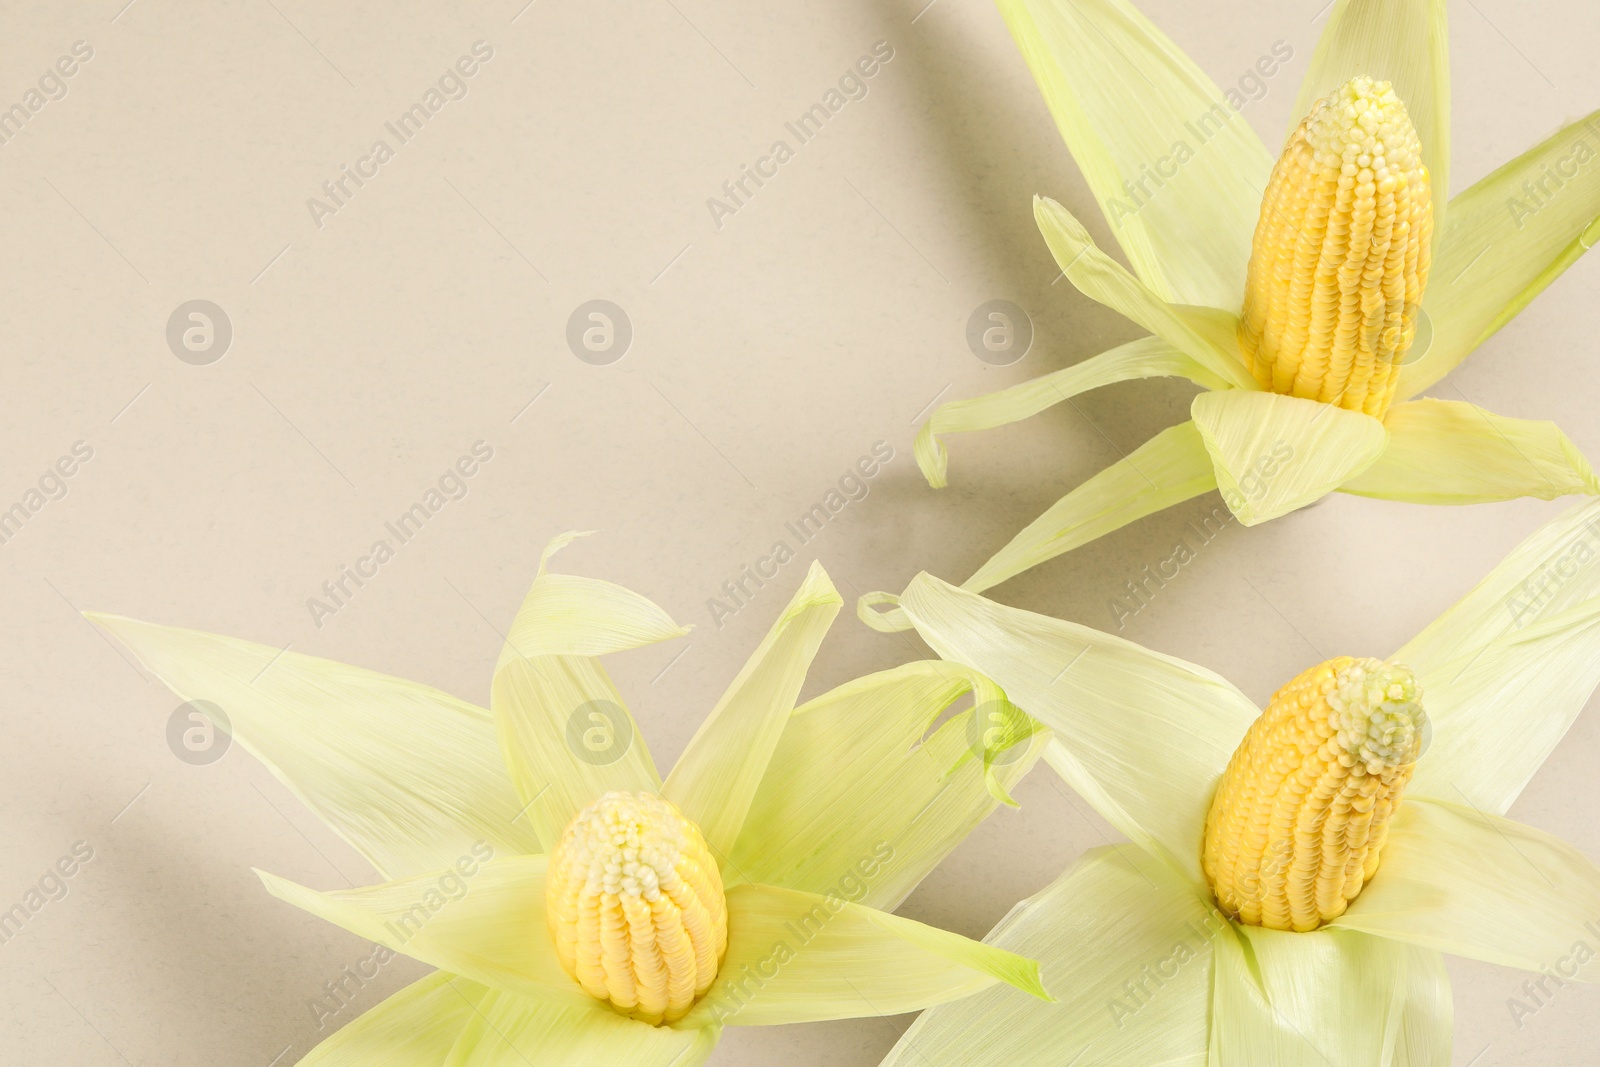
2 0 1597 1062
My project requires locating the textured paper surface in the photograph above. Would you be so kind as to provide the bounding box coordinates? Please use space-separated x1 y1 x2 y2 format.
2 0 1597 1063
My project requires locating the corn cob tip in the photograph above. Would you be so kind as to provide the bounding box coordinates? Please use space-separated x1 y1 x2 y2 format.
546 790 728 1024
1327 658 1426 773
1202 657 1426 932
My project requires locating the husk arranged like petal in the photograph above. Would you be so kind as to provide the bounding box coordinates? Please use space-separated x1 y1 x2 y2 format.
496 532 693 661
881 846 1215 1067
913 336 1235 490
897 571 1256 886
882 495 1600 1064
998 0 1272 308
296 972 495 1066
728 660 1045 907
962 420 1219 598
1331 798 1600 977
851 0 1600 1061
679 882 1050 1028
863 420 1218 633
1411 589 1600 811
442 988 720 1066
662 561 841 854
1398 498 1600 812
258 855 590 1011
1343 399 1600 505
1191 390 1389 525
1033 196 1253 385
1400 108 1600 399
86 613 538 880
490 533 687 849
1211 923 1451 1066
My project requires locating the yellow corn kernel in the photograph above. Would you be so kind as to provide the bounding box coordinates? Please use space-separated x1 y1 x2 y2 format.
546 790 727 1024
1202 657 1426 932
1237 77 1433 418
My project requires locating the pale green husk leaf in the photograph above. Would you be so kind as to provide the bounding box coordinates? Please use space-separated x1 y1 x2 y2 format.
880 845 1214 1067
1342 399 1599 504
662 561 841 855
1398 498 1600 667
1033 196 1253 386
442 986 719 1066
1397 498 1600 813
489 533 688 849
1330 797 1600 978
494 532 691 666
998 0 1273 308
298 972 494 1065
915 336 1237 489
728 660 1045 907
964 420 1219 595
1211 923 1451 1066
87 613 537 880
258 854 590 1011
1191 390 1389 525
679 882 1049 1027
898 573 1258 886
1401 109 1600 398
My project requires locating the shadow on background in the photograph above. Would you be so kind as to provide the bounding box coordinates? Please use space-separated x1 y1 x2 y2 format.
854 0 1214 635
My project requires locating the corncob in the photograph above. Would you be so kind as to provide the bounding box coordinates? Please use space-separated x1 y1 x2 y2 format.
1237 77 1433 418
1201 657 1426 932
546 790 728 1023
